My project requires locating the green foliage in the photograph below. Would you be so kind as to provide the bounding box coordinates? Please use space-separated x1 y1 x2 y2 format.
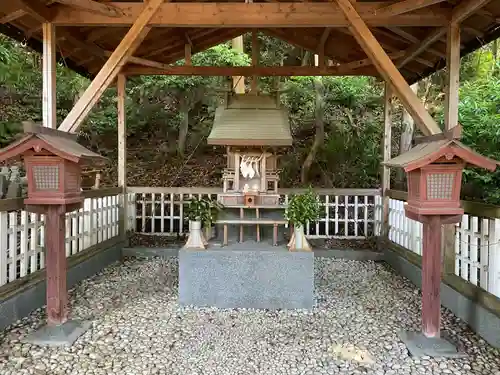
285 187 321 226
185 196 224 228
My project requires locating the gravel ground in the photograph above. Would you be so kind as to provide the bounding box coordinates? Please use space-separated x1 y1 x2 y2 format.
0 258 499 375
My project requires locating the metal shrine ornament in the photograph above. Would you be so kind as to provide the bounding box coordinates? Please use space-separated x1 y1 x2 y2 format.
0 122 106 207
384 124 499 220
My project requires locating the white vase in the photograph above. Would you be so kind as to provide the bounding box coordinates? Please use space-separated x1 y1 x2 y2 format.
289 223 311 251
184 220 206 249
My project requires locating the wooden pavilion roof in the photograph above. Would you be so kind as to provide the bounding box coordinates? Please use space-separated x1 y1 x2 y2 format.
0 0 499 82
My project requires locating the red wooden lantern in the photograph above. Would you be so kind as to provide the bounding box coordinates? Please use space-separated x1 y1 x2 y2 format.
384 125 499 350
384 126 498 221
0 122 105 207
0 122 106 337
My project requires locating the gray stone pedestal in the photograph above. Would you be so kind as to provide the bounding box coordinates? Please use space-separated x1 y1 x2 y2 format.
398 331 467 358
23 320 91 347
179 243 314 309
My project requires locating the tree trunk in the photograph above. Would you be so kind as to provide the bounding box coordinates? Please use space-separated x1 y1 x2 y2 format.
398 83 418 183
178 96 189 157
301 77 325 184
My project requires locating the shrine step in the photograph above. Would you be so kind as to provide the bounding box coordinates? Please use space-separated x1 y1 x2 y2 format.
178 247 314 309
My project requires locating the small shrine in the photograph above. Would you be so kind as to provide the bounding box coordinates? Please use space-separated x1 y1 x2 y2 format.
207 93 292 245
208 93 292 206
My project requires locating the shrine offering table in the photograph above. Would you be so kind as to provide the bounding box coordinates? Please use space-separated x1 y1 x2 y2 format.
216 205 287 246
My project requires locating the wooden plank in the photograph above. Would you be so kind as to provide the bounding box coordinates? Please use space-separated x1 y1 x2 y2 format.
117 74 126 188
53 0 124 17
398 27 445 69
51 2 450 27
451 0 493 24
398 0 492 69
58 0 164 133
381 83 392 239
333 0 441 136
42 23 57 129
184 44 191 66
16 0 55 22
444 22 460 130
251 31 259 93
0 10 27 24
122 65 377 76
370 0 448 17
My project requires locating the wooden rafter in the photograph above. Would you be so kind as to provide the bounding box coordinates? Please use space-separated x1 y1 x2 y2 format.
121 65 377 77
376 28 446 58
0 9 27 24
370 0 448 17
14 0 55 22
398 0 493 69
50 2 450 27
333 0 441 135
58 0 164 133
53 0 124 17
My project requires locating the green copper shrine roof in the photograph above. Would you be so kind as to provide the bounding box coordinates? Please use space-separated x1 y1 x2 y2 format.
207 94 292 147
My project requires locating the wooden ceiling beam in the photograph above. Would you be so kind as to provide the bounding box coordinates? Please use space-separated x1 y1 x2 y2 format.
58 0 164 133
0 10 28 24
52 0 123 17
121 65 377 77
50 2 450 27
369 0 448 18
161 29 246 64
14 0 55 22
333 0 441 135
398 0 493 69
377 28 446 58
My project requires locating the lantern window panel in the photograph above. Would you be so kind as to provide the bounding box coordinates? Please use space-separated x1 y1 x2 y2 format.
33 164 60 191
426 172 455 200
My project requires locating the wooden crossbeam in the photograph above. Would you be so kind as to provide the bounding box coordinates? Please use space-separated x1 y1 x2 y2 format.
398 0 492 68
0 10 27 24
333 0 441 135
51 2 449 27
53 0 124 17
15 0 55 22
121 65 377 77
58 0 164 133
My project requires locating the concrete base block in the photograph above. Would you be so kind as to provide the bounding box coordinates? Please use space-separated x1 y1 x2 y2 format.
179 245 314 309
23 320 91 347
398 331 467 358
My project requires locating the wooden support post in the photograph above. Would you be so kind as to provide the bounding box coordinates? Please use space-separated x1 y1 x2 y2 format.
333 0 441 136
442 22 460 275
381 83 392 242
45 205 68 326
58 0 164 133
42 23 56 129
422 215 442 338
232 36 245 94
185 43 192 66
251 31 259 93
117 74 127 238
444 23 460 130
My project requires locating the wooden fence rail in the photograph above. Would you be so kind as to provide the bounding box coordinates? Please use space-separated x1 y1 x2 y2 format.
126 187 383 239
0 188 122 287
385 189 500 298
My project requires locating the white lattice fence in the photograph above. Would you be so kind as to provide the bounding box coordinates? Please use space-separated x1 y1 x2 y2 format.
386 194 500 298
128 187 381 239
0 188 122 287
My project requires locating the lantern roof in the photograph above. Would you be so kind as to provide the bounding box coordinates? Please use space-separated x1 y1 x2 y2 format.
0 122 106 165
384 136 499 173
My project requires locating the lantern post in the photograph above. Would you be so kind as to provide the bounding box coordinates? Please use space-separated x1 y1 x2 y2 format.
0 122 105 346
384 125 499 357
